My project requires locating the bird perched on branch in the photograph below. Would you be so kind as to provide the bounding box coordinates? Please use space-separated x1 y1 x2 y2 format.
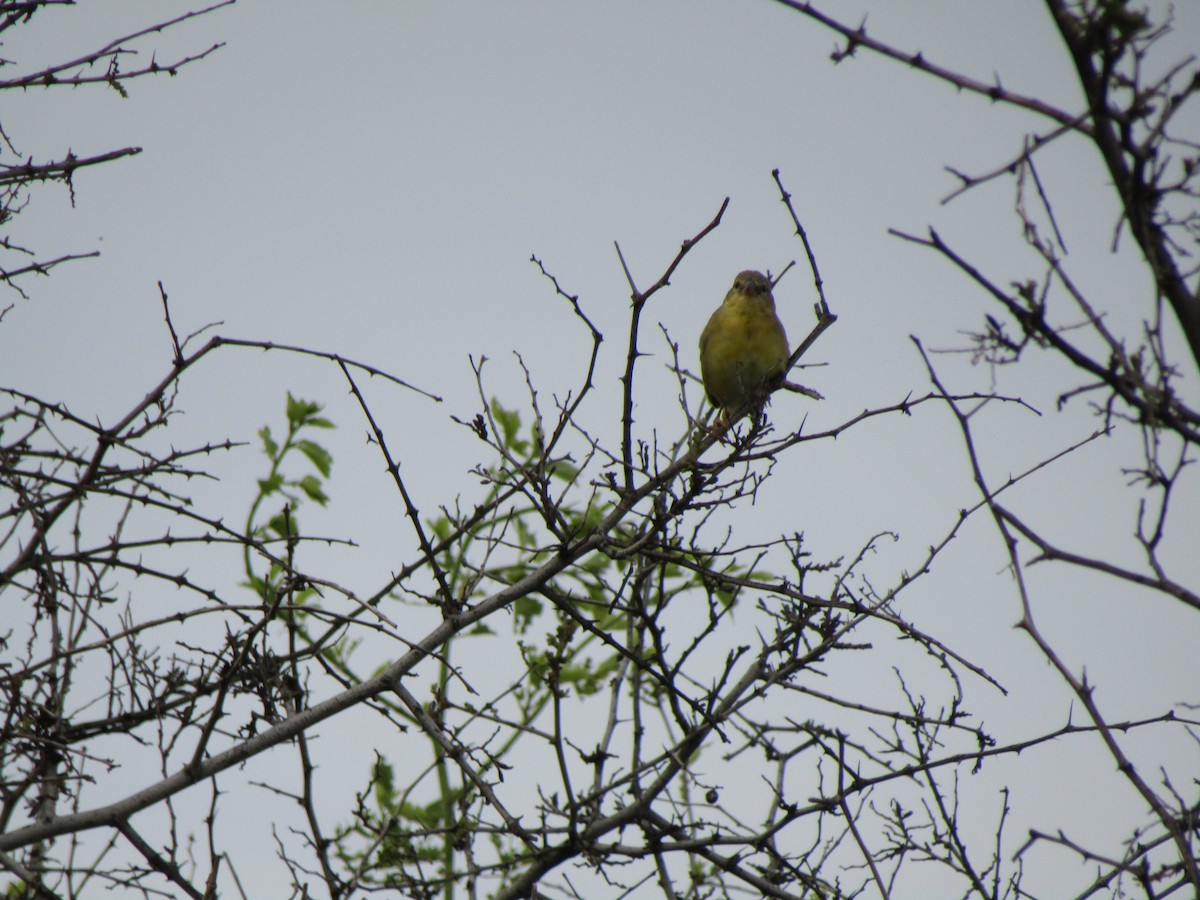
699 270 790 425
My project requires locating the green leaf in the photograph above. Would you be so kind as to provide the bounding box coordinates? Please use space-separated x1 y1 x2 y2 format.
297 439 333 478
258 426 278 458
373 758 397 807
501 563 532 583
561 654 620 695
268 510 298 538
512 595 543 633
593 609 625 632
286 392 323 428
298 474 329 505
580 552 611 577
547 459 579 482
514 515 536 549
243 574 268 599
398 798 448 829
257 473 284 496
575 502 608 533
490 399 521 448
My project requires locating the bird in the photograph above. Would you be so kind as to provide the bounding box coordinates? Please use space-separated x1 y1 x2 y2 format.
699 270 790 425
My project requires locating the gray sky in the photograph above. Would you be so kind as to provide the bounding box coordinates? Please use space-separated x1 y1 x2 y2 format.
4 2 1198 896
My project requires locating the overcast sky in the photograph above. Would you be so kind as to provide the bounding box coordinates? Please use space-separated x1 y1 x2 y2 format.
4 2 1198 896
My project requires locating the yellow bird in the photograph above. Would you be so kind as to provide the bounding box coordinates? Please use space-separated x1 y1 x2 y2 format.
699 270 790 423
